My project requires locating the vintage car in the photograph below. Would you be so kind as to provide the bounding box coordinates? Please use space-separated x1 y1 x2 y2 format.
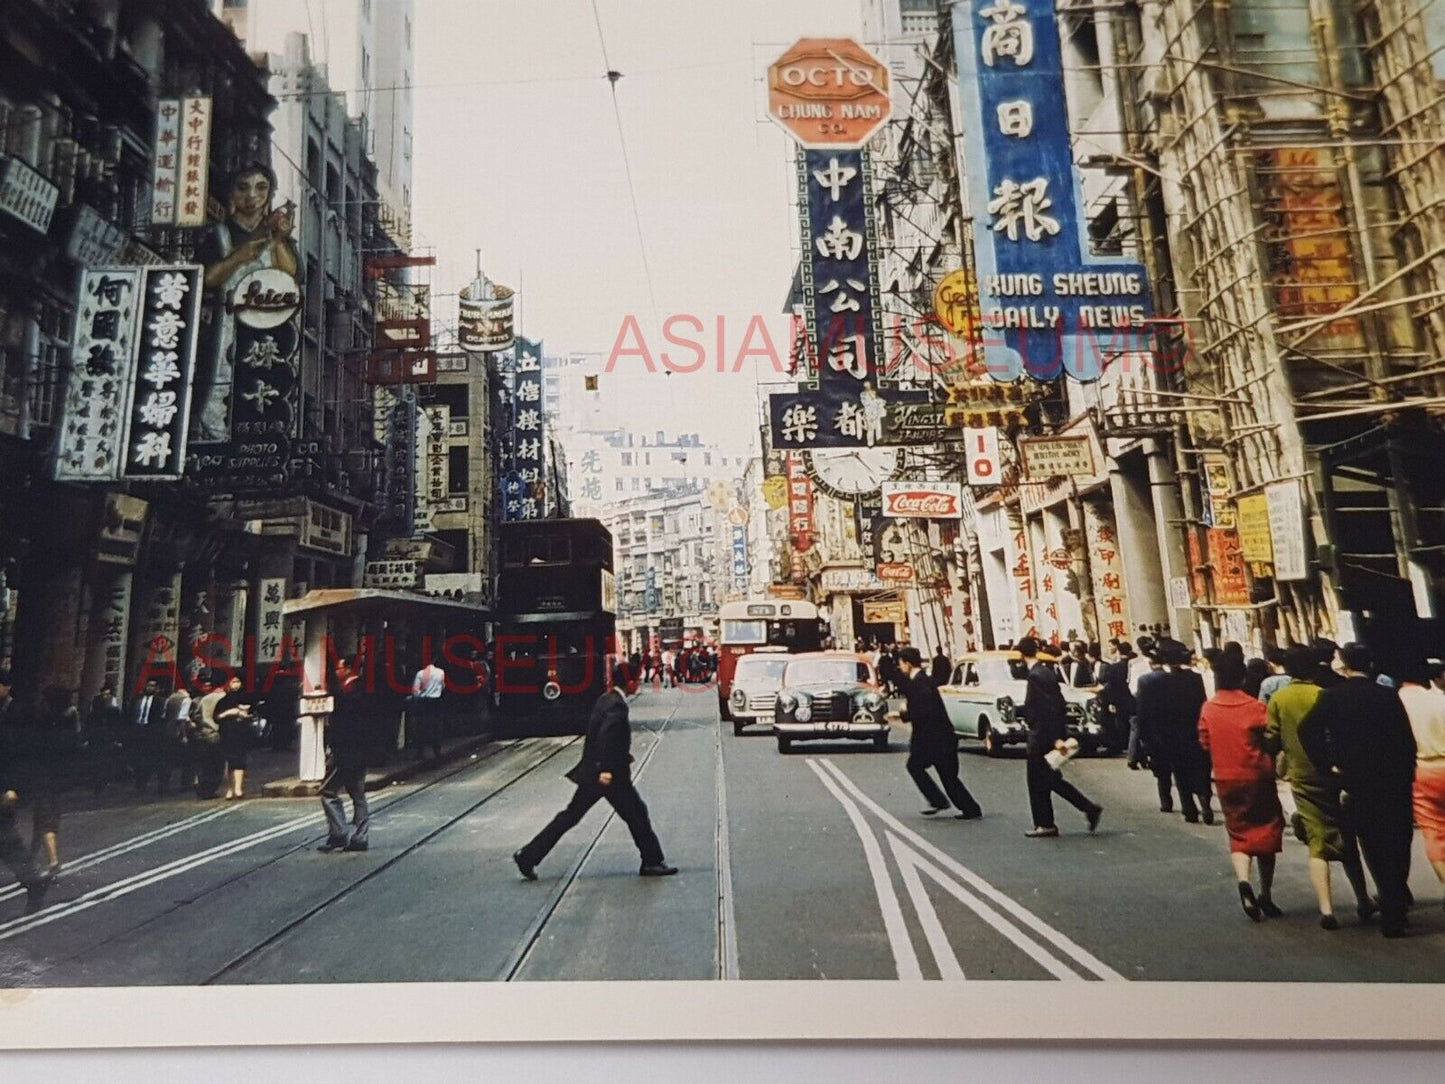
938 651 1106 756
724 648 792 736
773 651 890 753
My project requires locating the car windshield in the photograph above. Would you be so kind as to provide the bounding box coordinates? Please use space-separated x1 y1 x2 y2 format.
978 659 1028 683
736 656 789 682
786 659 870 686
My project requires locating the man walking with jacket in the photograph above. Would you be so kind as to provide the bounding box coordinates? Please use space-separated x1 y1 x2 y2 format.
1021 637 1103 838
897 647 981 819
513 664 676 879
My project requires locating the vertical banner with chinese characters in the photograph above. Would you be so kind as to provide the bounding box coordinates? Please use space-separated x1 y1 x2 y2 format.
731 525 749 593
150 97 211 228
769 149 929 448
413 404 448 533
503 338 545 521
575 448 604 506
56 269 142 481
953 0 1152 381
84 568 133 707
227 267 301 441
255 577 288 672
377 389 417 536
1083 501 1129 646
785 452 815 556
135 573 182 687
121 266 203 480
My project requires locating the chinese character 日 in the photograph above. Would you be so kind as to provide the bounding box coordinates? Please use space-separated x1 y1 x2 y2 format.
996 100 1034 138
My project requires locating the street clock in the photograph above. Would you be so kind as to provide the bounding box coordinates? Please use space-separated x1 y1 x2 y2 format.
802 447 904 500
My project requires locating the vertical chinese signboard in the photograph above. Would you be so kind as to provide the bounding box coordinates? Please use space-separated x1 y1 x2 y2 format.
376 390 417 536
56 266 203 482
256 577 287 673
151 96 211 228
953 0 1152 381
503 338 545 521
413 403 448 533
785 452 815 582
56 269 143 481
120 267 203 480
1083 502 1128 645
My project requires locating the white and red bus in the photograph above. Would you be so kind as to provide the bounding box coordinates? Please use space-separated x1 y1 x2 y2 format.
715 599 824 719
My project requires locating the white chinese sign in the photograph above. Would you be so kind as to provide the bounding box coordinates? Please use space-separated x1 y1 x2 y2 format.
56 269 143 481
1265 479 1308 582
963 427 1001 486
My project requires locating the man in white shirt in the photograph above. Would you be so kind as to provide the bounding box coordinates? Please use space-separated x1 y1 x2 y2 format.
410 660 446 760
660 649 675 689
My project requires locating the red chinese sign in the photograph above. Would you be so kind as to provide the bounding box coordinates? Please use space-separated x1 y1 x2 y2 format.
786 452 815 555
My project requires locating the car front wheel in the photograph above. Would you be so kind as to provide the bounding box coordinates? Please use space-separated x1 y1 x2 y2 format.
732 720 746 737
777 736 793 754
873 732 888 751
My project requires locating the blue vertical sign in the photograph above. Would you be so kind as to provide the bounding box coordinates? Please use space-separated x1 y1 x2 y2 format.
730 525 748 590
502 337 545 521
769 149 928 449
954 0 1152 382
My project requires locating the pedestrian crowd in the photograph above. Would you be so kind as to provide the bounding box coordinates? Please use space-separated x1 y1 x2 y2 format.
887 631 1444 940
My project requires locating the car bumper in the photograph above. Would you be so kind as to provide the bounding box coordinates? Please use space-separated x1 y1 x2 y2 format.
775 720 889 740
985 725 1029 745
731 710 773 725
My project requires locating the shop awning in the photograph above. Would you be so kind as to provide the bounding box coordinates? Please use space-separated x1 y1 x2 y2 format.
282 588 491 619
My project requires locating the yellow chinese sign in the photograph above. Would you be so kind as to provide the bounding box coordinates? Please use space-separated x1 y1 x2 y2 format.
1236 493 1274 565
762 475 788 511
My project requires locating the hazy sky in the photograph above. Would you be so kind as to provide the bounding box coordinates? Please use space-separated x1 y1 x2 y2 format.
411 0 868 448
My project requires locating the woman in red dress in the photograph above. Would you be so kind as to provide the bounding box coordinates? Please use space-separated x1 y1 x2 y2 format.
1199 655 1286 921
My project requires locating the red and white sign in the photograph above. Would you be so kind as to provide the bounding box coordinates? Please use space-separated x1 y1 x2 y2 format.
963 427 1000 486
766 38 892 149
881 481 963 519
785 452 815 553
877 563 915 584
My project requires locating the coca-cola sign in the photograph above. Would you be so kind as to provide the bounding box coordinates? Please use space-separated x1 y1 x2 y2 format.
881 481 963 519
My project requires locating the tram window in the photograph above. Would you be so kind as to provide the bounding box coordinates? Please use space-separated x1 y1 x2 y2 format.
526 536 571 564
722 619 767 645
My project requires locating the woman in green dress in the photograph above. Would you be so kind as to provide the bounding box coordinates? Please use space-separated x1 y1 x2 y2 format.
1263 645 1375 929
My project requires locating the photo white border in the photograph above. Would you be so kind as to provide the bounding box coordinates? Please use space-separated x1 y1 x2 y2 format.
2 980 1444 1048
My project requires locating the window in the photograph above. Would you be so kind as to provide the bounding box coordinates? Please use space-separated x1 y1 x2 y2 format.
621 451 632 465
361 48 370 84
448 446 469 493
616 478 624 492
704 452 712 466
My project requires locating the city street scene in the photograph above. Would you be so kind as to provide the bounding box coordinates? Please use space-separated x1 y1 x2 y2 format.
2 0 1445 1034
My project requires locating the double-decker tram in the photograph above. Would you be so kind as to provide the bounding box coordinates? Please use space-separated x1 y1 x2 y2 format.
715 598 823 720
493 518 617 736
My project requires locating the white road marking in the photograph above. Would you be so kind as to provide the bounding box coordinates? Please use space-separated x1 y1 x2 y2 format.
887 830 1083 982
715 721 740 981
805 759 922 980
817 758 1126 982
0 804 240 903
0 813 316 941
887 832 966 981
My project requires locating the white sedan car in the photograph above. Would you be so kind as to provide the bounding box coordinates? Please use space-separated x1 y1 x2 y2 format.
725 650 791 736
939 651 1104 756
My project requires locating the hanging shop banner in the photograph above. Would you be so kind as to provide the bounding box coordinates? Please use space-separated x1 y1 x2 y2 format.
255 577 288 668
0 154 59 234
768 147 930 449
863 599 907 626
1083 501 1128 646
731 525 749 590
1200 453 1235 529
135 573 182 683
819 568 885 593
503 339 545 522
881 481 964 519
121 266 203 480
376 391 417 536
413 404 449 533
854 494 882 564
765 38 892 149
55 269 143 481
1266 479 1309 581
1019 433 1095 479
963 426 1001 486
96 493 149 566
363 560 422 590
953 0 1152 382
150 97 212 228
1208 528 1251 606
458 276 515 352
1236 493 1274 566
785 452 815 553
89 570 133 704
64 204 129 266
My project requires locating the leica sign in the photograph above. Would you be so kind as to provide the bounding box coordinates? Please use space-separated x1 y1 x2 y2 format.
881 482 964 519
767 38 892 148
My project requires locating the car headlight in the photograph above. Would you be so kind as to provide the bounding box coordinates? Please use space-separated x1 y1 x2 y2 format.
777 692 798 713
998 697 1016 723
730 688 746 708
794 704 812 723
542 681 562 701
860 691 885 712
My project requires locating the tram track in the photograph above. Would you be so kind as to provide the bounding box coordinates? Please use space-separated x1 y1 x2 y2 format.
1 737 550 967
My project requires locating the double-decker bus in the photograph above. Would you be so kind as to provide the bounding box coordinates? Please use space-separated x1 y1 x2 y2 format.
494 518 617 736
715 598 823 720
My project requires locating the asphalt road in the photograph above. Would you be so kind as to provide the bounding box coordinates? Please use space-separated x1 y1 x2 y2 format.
1 687 1442 986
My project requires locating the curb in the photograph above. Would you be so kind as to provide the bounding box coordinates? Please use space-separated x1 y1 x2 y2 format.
260 734 495 798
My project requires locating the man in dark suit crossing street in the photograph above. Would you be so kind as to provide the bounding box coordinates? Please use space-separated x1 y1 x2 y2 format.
514 664 676 879
1021 638 1103 838
897 647 982 820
